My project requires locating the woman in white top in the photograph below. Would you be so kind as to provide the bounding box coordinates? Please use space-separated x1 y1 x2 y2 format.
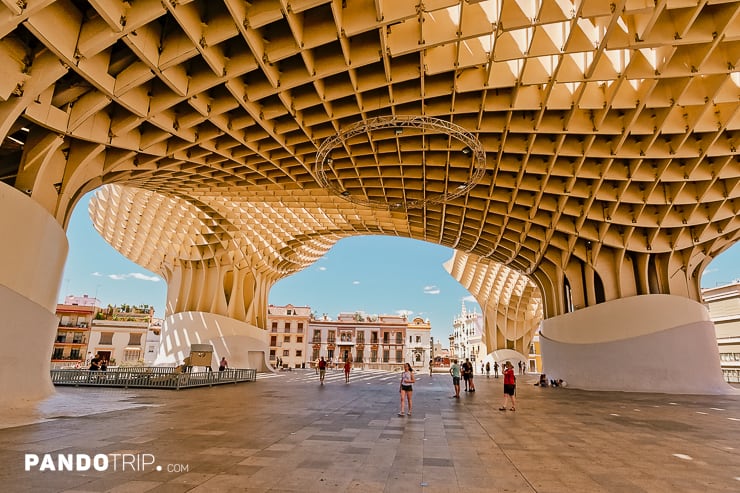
398 363 416 416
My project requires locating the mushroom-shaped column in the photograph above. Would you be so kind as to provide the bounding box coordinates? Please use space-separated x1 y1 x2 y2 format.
444 251 543 359
90 185 339 370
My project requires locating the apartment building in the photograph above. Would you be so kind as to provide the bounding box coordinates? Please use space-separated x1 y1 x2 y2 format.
88 304 154 366
308 312 409 370
51 295 99 368
703 281 740 383
267 304 311 369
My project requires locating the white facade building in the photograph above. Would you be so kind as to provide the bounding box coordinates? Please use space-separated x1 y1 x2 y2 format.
405 317 431 370
451 301 484 365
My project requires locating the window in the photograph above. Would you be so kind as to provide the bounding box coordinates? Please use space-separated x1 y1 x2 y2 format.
416 336 421 343
312 349 320 361
73 332 84 343
371 331 379 344
70 348 80 359
396 350 403 362
313 330 321 343
272 322 278 332
395 333 403 344
270 336 277 346
297 322 304 333
284 335 291 344
371 350 378 362
297 336 303 343
124 349 140 362
56 334 66 343
99 332 113 345
383 350 390 362
269 349 276 358
356 331 365 343
285 324 291 333
52 348 64 359
296 350 302 357
383 332 389 344
409 335 412 343
328 330 335 343
128 333 142 345
355 351 363 363
282 349 289 357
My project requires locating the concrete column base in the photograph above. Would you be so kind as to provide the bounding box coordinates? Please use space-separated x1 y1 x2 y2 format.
0 183 68 408
540 294 736 394
154 311 271 371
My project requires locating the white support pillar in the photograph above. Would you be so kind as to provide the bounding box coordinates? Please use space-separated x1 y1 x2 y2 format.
0 183 68 407
540 294 737 394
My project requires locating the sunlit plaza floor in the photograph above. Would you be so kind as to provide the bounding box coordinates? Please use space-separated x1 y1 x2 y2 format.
1 368 740 492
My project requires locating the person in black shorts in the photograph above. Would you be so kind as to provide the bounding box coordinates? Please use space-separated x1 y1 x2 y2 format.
499 361 517 411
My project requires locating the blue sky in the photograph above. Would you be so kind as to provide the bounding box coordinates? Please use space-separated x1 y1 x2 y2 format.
62 192 740 345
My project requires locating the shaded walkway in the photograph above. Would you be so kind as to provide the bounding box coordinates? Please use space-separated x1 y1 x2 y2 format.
1 369 739 492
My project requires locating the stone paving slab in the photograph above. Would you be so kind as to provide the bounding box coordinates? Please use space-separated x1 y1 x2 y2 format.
1 369 739 492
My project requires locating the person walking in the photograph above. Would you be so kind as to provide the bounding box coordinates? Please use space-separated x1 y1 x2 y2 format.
449 359 461 398
466 358 476 392
398 363 415 416
344 358 351 383
219 356 228 371
485 361 491 378
429 359 434 377
461 358 469 391
493 361 499 378
318 356 327 385
499 361 517 411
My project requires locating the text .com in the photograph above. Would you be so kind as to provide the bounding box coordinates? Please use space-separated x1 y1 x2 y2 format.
24 453 189 473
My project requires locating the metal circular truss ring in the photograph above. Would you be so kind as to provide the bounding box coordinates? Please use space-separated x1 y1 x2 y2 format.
315 115 487 210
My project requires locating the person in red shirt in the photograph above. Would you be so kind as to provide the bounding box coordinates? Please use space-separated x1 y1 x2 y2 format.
344 358 351 383
499 361 517 411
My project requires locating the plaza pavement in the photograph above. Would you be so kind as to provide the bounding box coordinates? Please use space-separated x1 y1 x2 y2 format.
1 368 739 492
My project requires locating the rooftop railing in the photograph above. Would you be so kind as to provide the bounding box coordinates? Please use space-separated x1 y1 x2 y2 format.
50 367 256 390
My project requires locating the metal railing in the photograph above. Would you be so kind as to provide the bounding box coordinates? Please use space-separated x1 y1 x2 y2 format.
50 367 256 390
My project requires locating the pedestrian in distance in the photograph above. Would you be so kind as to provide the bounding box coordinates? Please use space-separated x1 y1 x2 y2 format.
398 363 415 416
494 361 499 378
219 356 228 371
449 359 461 398
429 359 433 377
344 358 351 383
499 361 517 411
318 356 327 384
486 361 491 378
466 358 476 392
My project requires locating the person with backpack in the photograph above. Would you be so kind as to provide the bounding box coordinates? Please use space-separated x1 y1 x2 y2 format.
318 356 327 384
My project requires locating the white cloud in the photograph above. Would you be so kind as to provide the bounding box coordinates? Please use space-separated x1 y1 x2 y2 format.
423 285 440 295
396 309 413 317
463 295 476 303
352 280 360 285
91 272 103 277
318 266 327 271
107 273 161 282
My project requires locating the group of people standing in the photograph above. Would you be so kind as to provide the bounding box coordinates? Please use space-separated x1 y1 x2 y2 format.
449 358 517 411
